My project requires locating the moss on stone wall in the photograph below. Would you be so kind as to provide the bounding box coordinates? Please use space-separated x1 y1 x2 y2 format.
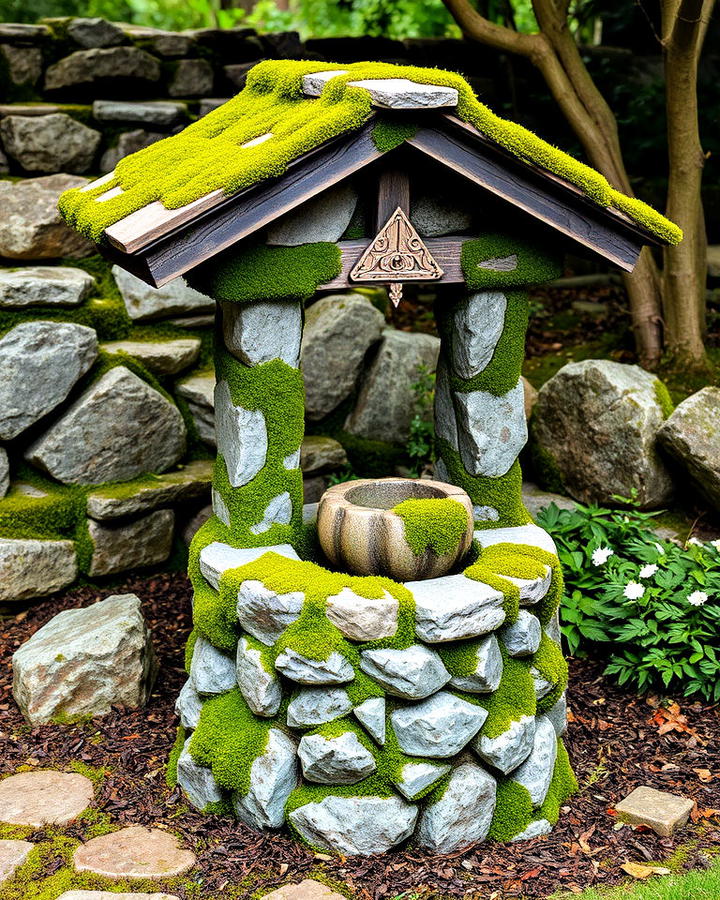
461 236 562 291
393 497 468 557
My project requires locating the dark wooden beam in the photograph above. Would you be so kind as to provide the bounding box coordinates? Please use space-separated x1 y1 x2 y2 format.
406 123 646 272
375 167 410 231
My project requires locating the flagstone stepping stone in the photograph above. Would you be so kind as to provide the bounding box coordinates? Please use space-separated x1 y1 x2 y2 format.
73 826 196 879
0 839 33 883
0 771 93 827
615 786 694 837
261 881 346 900
58 893 180 900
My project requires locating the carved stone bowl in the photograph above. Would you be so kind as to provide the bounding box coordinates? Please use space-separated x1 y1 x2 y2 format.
317 477 474 582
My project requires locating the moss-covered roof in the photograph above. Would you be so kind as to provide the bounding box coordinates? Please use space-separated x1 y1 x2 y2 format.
59 59 681 246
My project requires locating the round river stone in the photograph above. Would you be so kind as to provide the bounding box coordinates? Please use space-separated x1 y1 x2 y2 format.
73 826 196 879
0 771 93 827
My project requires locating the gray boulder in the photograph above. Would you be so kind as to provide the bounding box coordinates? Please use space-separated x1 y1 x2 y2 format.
545 693 568 737
12 593 157 724
176 372 215 445
298 731 376 784
450 291 507 378
531 360 674 508
100 129 166 173
221 299 301 368
326 587 398 641
352 697 386 745
214 379 267 488
301 294 385 421
45 47 161 92
410 574 505 643
0 537 76 604
0 114 101 174
236 579 304 646
112 266 214 322
300 436 348 478
473 714 536 774
249 492 292 534
67 17 126 48
26 366 186 484
0 321 98 441
93 100 187 125
87 508 174 576
531 667 554 701
359 645 450 699
391 691 488 758
288 795 417 855
0 174 94 260
1 44 42 87
0 448 8 499
234 728 298 830
411 191 473 237
448 634 503 693
0 266 95 308
511 715 558 806
416 762 496 852
267 184 357 246
189 635 236 697
177 737 223 811
455 380 527 477
511 818 553 842
393 761 450 800
236 636 282 717
100 337 201 375
274 648 354 685
168 58 214 98
175 678 203 731
344 329 440 444
287 687 352 729
658 387 720 511
501 610 541 658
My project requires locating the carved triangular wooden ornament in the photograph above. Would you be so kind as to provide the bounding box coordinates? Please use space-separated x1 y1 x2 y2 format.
350 206 443 307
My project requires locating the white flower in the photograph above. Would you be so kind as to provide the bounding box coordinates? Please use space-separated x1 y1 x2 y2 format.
687 590 708 607
688 537 703 546
624 581 645 600
654 542 665 555
711 539 720 551
592 547 614 566
639 564 658 579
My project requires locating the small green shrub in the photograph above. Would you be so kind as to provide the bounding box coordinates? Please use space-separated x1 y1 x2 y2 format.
538 502 720 701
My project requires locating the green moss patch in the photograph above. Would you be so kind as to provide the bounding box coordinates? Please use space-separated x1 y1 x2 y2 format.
489 780 534 841
393 497 468 556
533 631 568 712
537 738 577 825
372 115 417 152
461 236 562 291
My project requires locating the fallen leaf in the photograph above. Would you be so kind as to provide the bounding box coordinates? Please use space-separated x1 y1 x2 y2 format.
621 862 671 879
693 768 714 783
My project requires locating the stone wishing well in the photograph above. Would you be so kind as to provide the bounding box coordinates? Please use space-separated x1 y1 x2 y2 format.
59 61 679 855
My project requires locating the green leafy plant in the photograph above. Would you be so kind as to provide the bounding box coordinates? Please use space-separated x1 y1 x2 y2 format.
406 364 435 478
538 502 720 701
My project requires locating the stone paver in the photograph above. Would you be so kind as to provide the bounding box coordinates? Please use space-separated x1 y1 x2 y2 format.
73 826 196 879
261 881 346 900
615 786 694 837
58 893 180 900
0 839 33 883
0 771 93 827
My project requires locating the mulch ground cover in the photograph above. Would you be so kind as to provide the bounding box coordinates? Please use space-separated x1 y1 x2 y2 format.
1 572 719 899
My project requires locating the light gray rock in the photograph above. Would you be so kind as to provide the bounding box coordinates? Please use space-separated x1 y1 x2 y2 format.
302 72 458 110
300 435 348 476
236 636 281 717
0 174 94 260
0 448 8 499
214 379 267 488
288 794 417 855
416 762 496 853
353 697 385 745
393 761 450 800
0 537 76 604
0 114 101 174
234 728 298 830
658 387 720 511
236 579 304 646
521 482 579 519
473 714 536 774
67 17 126 48
176 372 215 445
545 692 568 737
177 737 223 810
511 715 558 806
87 508 174 576
287 687 352 729
168 58 214 97
175 679 203 730
26 366 186 484
298 731 376 784
112 267 214 322
391 691 488 758
100 338 201 375
250 492 292 535
92 99 186 125
283 449 301 470
473 522 557 556
531 360 674 508
1 44 42 87
531 667 554 700
344 329 440 444
501 610 541 658
302 294 385 421
448 634 503 693
504 566 554 606
450 291 507 378
411 192 473 237
190 635 236 696
45 47 161 92
0 321 98 441
100 128 165 172
359 645 450 699
0 266 95 309
434 355 458 450
212 487 230 527
267 184 357 246
199 540 299 590
326 588 398 641
410 574 505 643
275 648 354 685
455 380 527 477
12 593 156 724
86 459 212 520
511 818 553 842
221 299 301 367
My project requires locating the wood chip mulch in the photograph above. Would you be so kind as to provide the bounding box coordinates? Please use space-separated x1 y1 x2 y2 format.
1 573 719 899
